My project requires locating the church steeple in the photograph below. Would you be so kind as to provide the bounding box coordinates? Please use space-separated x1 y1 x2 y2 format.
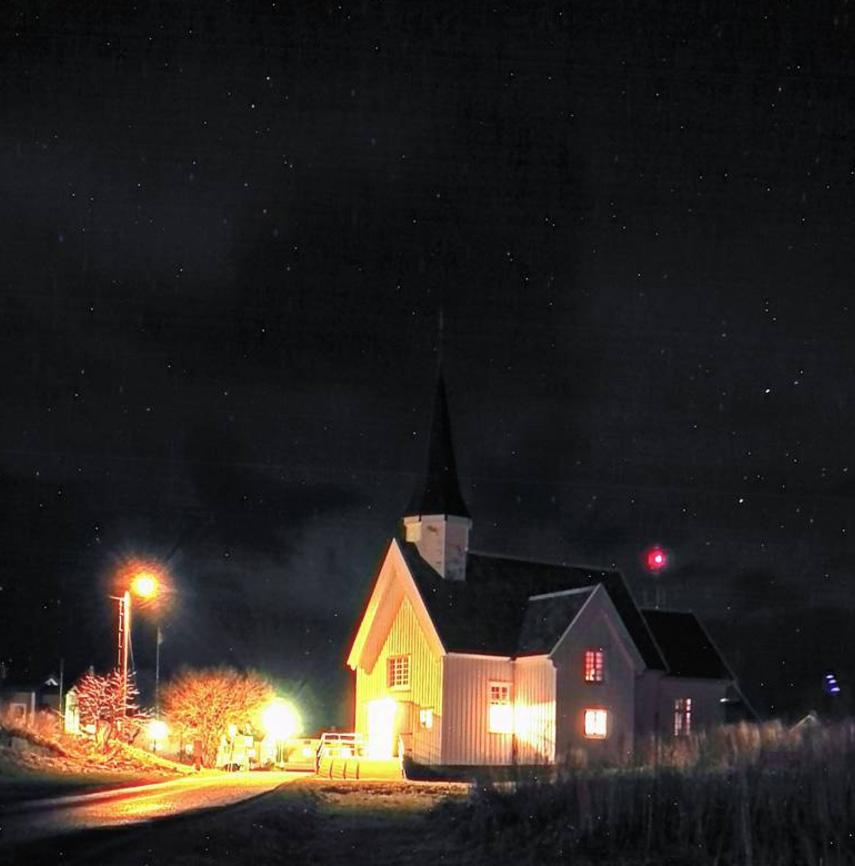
406 375 470 519
403 375 471 580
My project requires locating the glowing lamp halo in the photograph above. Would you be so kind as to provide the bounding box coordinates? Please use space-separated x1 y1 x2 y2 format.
643 545 669 573
148 719 169 741
261 699 301 741
131 571 158 599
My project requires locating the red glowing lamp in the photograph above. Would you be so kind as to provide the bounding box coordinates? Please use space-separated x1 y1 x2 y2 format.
644 546 668 572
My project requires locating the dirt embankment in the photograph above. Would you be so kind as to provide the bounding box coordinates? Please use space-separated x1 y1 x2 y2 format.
0 717 189 804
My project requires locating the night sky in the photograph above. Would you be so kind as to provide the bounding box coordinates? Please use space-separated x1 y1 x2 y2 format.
1 2 853 726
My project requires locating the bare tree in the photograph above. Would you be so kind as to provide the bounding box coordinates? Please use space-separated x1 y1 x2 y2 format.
74 668 142 749
161 667 274 767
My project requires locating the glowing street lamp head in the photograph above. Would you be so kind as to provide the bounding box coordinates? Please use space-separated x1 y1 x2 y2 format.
261 699 300 740
131 571 158 599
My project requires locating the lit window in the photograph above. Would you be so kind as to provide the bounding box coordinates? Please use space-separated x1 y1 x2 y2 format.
419 708 433 729
584 649 605 683
674 698 692 736
584 709 607 739
387 655 410 689
488 682 512 734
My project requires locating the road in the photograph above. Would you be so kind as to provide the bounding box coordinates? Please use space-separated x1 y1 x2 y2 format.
0 770 306 849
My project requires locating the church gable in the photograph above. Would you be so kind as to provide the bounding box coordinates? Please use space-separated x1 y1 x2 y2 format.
346 540 445 673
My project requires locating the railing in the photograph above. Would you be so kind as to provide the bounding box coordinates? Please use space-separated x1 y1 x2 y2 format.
315 732 365 774
314 732 406 779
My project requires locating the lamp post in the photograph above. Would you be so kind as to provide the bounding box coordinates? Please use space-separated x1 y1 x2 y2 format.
113 566 161 717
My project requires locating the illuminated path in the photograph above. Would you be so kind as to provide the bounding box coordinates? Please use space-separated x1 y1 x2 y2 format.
0 771 307 848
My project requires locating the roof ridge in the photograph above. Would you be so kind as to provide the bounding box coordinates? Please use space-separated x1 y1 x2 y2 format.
467 549 618 574
527 585 599 601
641 607 701 618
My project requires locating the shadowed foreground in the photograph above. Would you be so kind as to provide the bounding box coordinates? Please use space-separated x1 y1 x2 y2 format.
4 723 855 865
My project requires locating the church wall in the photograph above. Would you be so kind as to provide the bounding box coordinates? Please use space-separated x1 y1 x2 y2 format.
354 594 443 764
634 669 665 741
441 654 514 765
655 676 728 740
552 592 637 764
513 655 557 764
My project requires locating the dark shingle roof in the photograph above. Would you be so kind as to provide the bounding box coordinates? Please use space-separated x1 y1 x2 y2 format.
398 541 666 668
517 589 596 655
641 609 732 680
405 376 470 518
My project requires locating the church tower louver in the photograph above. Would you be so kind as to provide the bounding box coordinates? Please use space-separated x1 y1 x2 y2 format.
402 375 471 581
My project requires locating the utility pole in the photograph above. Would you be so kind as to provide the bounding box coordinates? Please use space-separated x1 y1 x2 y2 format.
116 591 132 716
155 626 162 717
58 657 64 730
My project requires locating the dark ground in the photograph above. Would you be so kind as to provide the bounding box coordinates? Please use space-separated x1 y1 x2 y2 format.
0 780 473 866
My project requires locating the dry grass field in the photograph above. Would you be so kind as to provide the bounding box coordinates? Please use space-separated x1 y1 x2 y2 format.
4 720 855 865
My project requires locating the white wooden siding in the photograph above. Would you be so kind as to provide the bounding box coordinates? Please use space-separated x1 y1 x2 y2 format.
551 587 638 764
354 594 443 764
441 654 514 765
513 656 556 764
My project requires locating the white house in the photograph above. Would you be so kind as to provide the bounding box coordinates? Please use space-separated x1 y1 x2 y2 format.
347 377 740 767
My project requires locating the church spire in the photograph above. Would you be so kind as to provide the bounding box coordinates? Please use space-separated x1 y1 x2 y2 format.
403 374 471 581
406 374 470 518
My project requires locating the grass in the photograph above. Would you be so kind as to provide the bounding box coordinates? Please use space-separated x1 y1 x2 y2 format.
0 710 185 806
432 721 855 865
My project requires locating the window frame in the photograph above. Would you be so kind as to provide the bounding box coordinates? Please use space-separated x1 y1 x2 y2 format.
674 697 692 737
583 648 605 683
487 680 513 734
583 708 608 739
419 707 433 729
386 654 411 690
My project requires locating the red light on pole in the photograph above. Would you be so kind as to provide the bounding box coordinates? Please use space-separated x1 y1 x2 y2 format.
644 546 668 572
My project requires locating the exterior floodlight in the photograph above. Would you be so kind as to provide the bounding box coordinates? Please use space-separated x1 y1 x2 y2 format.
148 719 169 742
261 699 300 740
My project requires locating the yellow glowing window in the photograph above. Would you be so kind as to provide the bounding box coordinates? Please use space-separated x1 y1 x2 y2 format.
488 682 512 734
584 709 608 739
419 708 433 729
584 649 605 683
674 697 692 737
387 655 410 689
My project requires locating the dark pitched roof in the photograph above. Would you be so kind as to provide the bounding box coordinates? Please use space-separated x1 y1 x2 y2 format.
405 375 470 518
641 609 733 680
398 541 666 668
517 589 596 655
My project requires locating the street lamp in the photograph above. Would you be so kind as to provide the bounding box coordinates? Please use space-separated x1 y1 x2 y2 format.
113 561 165 717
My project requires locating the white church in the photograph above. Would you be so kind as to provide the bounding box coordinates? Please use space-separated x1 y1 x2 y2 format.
347 378 740 767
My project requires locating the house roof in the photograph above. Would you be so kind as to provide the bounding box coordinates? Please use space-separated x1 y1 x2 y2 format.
405 375 470 518
641 609 733 680
517 589 596 655
397 540 666 668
